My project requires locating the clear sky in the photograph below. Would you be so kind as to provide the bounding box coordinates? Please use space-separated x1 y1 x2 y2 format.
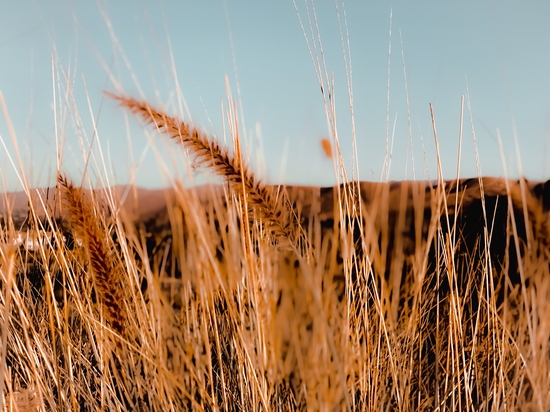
1 1 549 190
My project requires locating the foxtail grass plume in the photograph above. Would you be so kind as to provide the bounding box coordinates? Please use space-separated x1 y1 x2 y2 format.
108 92 296 245
57 174 126 335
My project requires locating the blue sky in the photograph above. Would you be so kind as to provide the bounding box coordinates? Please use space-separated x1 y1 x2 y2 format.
1 1 549 190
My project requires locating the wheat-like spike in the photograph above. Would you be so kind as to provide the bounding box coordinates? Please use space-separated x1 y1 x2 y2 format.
108 92 295 244
57 174 126 335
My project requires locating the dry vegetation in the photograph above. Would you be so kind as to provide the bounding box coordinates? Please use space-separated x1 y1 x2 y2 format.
0 93 549 411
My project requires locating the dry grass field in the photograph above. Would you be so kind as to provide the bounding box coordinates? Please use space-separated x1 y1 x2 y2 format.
0 92 548 411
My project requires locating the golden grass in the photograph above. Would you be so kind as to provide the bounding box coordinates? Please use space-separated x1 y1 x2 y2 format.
107 92 296 247
0 92 548 411
57 174 127 336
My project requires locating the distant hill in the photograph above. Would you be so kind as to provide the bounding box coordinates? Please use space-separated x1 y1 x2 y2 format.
0 185 188 227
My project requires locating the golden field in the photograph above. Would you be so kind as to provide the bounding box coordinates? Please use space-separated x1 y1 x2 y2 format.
0 94 548 411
